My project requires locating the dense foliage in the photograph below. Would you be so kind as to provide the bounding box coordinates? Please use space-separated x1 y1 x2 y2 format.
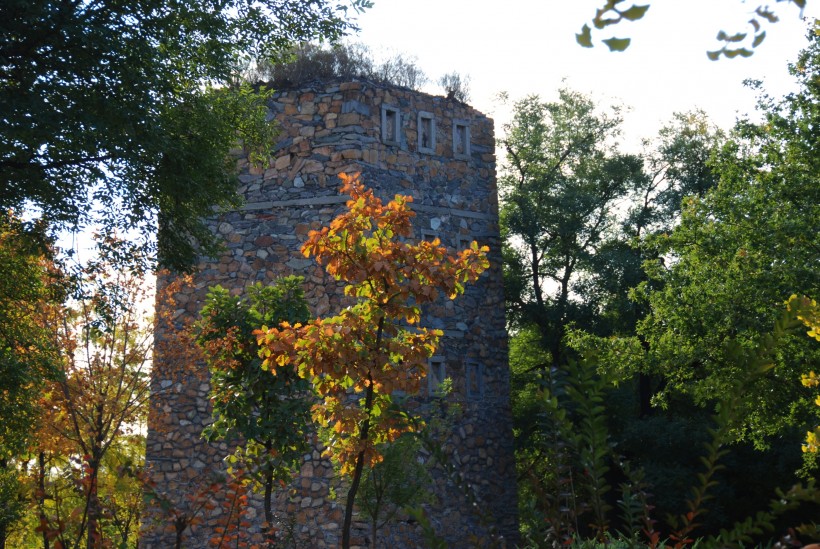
196 277 313 538
509 27 820 547
0 0 368 270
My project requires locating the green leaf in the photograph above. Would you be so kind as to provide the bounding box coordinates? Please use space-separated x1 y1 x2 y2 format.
717 31 747 43
752 31 766 48
755 7 779 23
706 50 722 61
603 37 631 51
725 48 753 58
620 4 650 21
577 24 594 48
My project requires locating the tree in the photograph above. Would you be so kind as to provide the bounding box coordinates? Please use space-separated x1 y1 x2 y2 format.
499 89 644 367
439 71 471 103
0 215 62 461
579 110 724 341
0 0 369 270
356 435 431 547
196 278 312 540
0 213 64 549
576 0 814 58
36 254 152 549
256 173 489 549
636 28 820 443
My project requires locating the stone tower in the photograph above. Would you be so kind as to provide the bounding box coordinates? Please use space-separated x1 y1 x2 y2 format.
143 79 517 547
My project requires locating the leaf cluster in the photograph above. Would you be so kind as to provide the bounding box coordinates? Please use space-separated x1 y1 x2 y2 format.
197 277 313 491
576 0 810 58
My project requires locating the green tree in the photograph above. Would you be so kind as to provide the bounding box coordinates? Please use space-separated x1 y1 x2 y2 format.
499 89 644 368
636 28 820 444
196 277 312 540
0 0 369 270
257 174 489 549
583 110 724 340
356 435 431 547
569 111 725 414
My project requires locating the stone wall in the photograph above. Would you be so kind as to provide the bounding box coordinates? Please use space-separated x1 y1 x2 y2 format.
142 79 517 547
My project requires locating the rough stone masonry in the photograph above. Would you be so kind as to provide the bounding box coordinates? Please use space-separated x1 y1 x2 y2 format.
142 79 518 548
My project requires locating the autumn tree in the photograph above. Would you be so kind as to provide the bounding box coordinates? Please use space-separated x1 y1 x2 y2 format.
196 277 313 539
256 173 489 549
0 212 64 549
36 251 152 549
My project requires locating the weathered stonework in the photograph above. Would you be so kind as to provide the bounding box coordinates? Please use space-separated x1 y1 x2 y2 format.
142 79 517 547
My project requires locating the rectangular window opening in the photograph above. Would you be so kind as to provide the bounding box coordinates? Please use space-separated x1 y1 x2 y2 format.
466 360 484 399
382 106 401 145
453 120 471 159
456 234 474 250
421 229 441 245
427 357 446 396
418 111 436 154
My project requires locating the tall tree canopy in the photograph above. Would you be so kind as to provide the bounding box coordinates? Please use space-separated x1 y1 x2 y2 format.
0 0 369 270
499 89 644 367
636 28 820 442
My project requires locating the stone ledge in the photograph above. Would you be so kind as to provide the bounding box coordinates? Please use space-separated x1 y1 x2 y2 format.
233 198 496 221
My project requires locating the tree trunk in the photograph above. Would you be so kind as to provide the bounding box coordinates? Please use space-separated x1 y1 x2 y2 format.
342 380 375 549
37 453 50 549
174 517 186 549
85 455 101 549
263 464 274 544
639 373 652 418
343 317 384 548
0 458 6 549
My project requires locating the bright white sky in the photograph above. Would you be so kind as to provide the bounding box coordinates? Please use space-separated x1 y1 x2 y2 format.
353 0 819 150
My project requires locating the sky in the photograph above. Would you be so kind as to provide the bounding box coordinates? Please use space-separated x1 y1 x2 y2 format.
352 0 819 151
